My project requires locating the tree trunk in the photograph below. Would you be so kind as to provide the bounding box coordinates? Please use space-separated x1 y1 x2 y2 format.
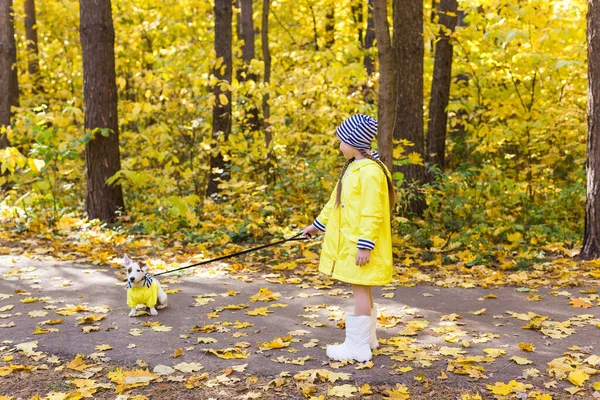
262 0 271 147
207 0 233 196
373 0 394 174
363 0 375 77
238 0 260 132
79 0 125 222
325 5 335 48
582 0 600 259
24 0 40 89
393 0 426 214
426 0 458 171
239 0 255 66
0 0 19 150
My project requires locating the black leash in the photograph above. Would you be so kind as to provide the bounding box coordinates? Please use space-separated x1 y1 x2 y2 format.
152 232 308 277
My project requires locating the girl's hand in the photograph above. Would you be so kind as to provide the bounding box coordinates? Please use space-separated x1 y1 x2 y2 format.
302 225 319 238
356 249 371 266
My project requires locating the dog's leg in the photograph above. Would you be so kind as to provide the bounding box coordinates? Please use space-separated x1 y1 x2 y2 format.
156 287 168 310
128 308 137 317
149 307 158 316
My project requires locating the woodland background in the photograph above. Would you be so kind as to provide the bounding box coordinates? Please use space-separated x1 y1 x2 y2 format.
0 0 589 267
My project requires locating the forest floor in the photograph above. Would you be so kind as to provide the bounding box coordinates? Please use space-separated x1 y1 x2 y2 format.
0 236 599 399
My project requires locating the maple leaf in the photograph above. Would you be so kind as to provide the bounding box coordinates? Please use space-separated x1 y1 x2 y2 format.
32 326 50 335
66 354 90 371
510 356 533 365
28 310 47 318
518 343 535 352
206 348 250 359
245 307 272 316
76 314 106 325
568 369 589 386
441 313 461 321
40 319 64 325
151 324 172 332
258 336 292 350
328 384 357 398
249 287 280 302
439 346 466 357
486 380 531 395
82 326 99 334
173 362 204 373
153 365 175 375
293 369 351 384
482 348 506 358
569 298 593 308
384 384 410 399
172 348 183 358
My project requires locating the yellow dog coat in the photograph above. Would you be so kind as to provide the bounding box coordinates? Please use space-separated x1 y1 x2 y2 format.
126 274 159 308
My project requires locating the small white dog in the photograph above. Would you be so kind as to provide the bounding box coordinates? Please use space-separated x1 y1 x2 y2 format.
123 254 168 317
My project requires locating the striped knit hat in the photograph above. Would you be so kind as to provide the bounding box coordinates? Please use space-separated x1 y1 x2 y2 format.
336 114 378 150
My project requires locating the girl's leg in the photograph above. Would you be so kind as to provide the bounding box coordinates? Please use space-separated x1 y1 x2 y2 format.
352 284 372 316
369 288 373 309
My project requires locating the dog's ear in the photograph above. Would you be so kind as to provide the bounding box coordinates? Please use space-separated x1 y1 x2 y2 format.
123 254 132 267
140 261 149 272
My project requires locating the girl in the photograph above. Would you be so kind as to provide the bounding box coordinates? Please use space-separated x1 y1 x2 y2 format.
303 114 395 362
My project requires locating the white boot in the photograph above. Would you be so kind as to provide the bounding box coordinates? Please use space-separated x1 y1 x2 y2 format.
326 315 372 362
370 306 379 349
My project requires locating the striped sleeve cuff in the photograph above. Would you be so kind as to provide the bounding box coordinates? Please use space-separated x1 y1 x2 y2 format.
357 238 375 250
312 218 326 232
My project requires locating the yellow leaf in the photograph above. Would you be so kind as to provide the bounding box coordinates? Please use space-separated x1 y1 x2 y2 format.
518 343 535 352
206 348 250 359
407 152 424 166
507 232 522 243
258 336 292 350
28 158 45 173
487 380 528 395
384 384 410 399
123 369 158 384
28 310 47 318
470 308 486 316
249 288 280 302
218 93 229 105
77 314 106 325
173 362 204 373
302 249 319 260
569 298 593 309
32 326 49 335
510 356 533 365
151 324 172 332
246 307 273 316
66 354 90 371
358 383 373 395
172 348 183 358
95 344 112 351
568 369 589 386
327 384 357 398
20 297 38 304
482 348 506 358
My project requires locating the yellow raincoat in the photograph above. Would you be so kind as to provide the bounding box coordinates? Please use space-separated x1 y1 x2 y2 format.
127 280 159 308
314 158 392 286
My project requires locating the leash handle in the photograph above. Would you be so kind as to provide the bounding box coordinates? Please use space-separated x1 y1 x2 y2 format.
152 232 307 277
